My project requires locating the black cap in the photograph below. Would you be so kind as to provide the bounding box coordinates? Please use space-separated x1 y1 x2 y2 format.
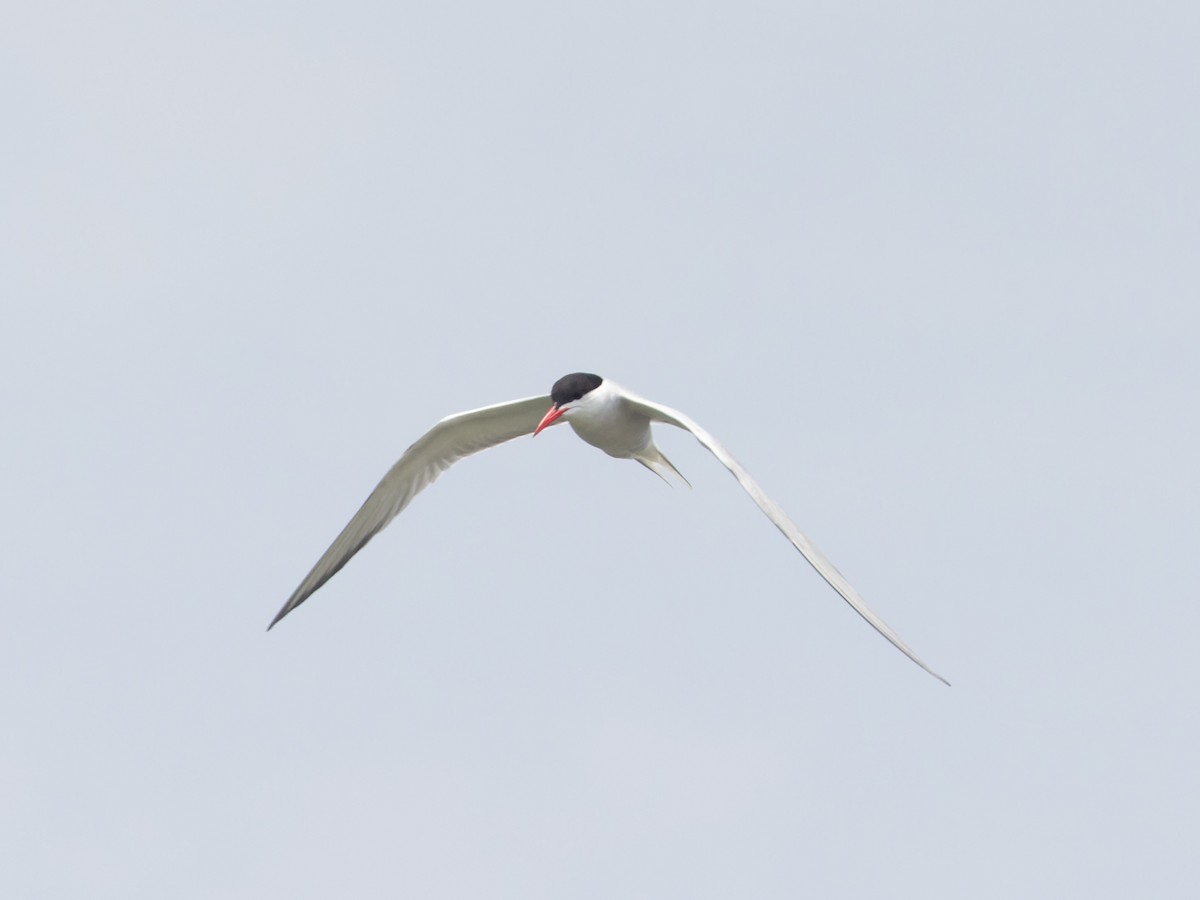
550 372 603 407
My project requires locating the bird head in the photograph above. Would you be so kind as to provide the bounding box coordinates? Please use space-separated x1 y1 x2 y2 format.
534 372 604 435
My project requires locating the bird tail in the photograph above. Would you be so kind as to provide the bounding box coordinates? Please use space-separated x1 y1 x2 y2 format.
634 445 691 487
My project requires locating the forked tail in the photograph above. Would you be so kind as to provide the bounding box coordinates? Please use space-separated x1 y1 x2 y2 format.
634 445 691 487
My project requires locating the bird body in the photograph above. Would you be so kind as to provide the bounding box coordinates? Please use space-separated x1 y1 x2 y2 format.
555 377 689 484
563 379 653 457
270 372 948 685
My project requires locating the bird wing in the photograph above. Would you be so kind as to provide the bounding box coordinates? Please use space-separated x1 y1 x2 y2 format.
269 394 552 629
621 391 949 685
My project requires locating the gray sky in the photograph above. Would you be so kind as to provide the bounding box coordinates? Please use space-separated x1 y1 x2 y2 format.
4 2 1198 898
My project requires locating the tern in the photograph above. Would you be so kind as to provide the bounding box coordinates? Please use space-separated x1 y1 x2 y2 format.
270 372 948 684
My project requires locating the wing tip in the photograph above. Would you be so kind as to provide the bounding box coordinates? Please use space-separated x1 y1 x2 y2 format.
266 596 301 631
911 655 951 686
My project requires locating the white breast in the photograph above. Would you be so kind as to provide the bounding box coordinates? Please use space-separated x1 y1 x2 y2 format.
565 380 653 459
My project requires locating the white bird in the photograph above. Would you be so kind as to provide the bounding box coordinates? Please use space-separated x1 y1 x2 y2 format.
270 373 948 685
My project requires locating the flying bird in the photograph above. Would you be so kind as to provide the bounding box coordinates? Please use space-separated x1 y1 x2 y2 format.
270 373 948 684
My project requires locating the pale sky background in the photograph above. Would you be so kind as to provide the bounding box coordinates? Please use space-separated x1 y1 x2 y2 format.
3 2 1198 898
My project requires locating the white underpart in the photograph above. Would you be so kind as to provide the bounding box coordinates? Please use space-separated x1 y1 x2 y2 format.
563 380 653 457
